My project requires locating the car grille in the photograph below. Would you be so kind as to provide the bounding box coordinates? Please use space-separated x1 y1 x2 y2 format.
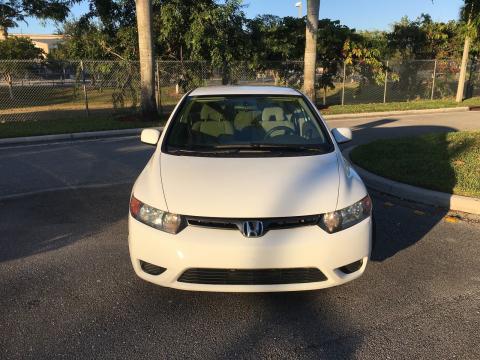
177 267 327 285
185 214 321 233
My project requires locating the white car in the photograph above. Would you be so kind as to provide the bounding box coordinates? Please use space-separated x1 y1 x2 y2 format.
129 86 373 292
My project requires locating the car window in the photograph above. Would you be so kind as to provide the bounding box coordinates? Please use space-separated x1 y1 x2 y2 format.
164 95 332 156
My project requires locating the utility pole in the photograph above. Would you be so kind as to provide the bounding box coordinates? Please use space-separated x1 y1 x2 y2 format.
295 1 303 18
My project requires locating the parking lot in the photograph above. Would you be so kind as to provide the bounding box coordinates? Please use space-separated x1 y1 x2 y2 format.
1 111 480 359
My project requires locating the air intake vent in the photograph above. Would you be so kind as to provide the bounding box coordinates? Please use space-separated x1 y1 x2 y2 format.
178 267 327 285
140 260 166 276
338 259 363 274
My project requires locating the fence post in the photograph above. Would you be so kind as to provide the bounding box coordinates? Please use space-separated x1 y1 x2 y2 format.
341 61 346 106
383 60 389 104
431 59 437 100
156 60 162 116
80 60 89 116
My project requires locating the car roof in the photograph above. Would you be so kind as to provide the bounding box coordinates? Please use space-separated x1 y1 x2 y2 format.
189 86 301 97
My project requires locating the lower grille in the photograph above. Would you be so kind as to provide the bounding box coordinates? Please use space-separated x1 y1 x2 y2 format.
140 260 166 276
338 259 363 274
178 267 327 285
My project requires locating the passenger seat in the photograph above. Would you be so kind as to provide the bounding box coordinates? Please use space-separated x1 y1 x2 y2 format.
192 103 234 139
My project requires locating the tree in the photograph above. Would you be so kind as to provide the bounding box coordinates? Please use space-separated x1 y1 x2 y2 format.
0 36 43 98
247 15 304 86
51 21 138 60
248 15 305 62
187 0 249 84
0 0 74 37
303 0 320 101
359 31 389 59
456 0 480 102
153 0 217 61
315 19 358 104
387 14 462 60
135 0 157 119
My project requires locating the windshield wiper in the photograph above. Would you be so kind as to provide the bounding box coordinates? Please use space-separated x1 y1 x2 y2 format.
167 147 240 155
213 144 325 152
168 144 326 156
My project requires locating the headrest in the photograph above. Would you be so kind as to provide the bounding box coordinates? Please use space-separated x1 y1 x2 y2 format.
262 107 285 122
200 103 223 121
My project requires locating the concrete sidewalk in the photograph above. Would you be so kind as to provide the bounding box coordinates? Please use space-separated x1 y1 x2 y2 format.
324 106 469 120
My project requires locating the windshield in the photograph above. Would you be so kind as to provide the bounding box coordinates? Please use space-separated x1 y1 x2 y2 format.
163 95 333 156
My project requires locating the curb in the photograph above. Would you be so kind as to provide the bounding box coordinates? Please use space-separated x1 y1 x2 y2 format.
343 146 480 215
0 127 159 147
324 106 470 120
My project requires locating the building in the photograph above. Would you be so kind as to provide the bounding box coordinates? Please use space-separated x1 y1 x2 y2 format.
8 34 64 54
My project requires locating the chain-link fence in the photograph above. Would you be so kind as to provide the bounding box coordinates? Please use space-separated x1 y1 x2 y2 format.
0 60 142 122
1 59 479 123
156 60 305 111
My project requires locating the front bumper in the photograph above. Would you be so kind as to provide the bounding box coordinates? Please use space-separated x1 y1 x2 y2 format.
128 215 372 292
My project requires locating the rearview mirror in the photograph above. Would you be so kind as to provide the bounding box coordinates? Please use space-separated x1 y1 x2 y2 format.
141 129 160 145
331 128 352 144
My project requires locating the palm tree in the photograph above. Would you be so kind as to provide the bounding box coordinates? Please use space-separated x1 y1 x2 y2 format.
0 26 8 40
135 0 158 119
456 0 479 102
303 0 320 102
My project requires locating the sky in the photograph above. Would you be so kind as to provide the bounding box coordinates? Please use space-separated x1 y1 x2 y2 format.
12 0 464 35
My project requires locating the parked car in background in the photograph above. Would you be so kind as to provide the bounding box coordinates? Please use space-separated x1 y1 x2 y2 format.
128 86 373 292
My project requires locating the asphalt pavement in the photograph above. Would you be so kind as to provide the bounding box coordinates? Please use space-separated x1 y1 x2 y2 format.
1 110 479 359
0 110 479 199
1 185 479 359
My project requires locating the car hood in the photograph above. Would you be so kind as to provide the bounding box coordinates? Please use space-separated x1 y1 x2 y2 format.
160 152 340 218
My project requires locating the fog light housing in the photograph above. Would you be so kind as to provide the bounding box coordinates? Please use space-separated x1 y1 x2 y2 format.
338 259 363 274
140 260 166 276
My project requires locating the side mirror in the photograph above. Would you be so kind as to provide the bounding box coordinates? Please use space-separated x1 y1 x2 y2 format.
331 127 352 144
141 129 160 145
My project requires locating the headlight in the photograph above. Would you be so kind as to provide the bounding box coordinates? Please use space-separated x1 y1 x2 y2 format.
130 195 184 234
319 195 372 233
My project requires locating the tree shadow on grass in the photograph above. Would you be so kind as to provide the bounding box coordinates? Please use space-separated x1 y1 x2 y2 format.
341 117 459 148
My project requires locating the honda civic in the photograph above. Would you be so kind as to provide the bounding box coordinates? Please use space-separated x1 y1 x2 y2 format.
129 86 373 292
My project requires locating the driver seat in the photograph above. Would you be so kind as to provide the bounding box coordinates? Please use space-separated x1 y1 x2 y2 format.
261 106 294 133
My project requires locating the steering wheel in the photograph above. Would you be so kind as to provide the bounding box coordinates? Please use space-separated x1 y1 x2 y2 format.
264 126 296 140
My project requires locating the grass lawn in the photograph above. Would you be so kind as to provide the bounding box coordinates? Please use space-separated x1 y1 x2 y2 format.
321 97 480 115
350 131 480 198
0 114 164 139
1 86 479 138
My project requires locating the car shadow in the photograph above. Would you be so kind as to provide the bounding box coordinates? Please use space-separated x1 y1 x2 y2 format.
0 184 132 263
217 291 363 359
